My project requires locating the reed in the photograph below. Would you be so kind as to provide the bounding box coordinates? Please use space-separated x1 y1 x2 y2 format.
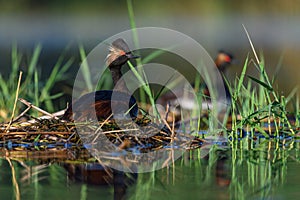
0 44 73 122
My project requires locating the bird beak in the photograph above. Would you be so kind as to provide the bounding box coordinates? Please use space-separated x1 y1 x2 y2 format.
127 52 140 59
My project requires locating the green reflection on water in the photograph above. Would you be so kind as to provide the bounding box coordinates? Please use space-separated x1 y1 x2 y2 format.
1 139 299 200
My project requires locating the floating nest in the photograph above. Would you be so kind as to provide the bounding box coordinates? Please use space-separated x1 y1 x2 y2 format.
1 98 298 162
0 108 205 156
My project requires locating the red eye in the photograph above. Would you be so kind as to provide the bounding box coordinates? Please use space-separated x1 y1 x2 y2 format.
120 50 126 56
224 55 231 63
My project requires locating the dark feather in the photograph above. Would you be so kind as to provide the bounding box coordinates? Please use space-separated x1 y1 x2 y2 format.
112 38 131 53
62 91 138 121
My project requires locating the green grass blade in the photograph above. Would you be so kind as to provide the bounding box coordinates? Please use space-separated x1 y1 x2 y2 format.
79 44 93 92
285 87 298 104
236 55 249 95
34 69 39 108
142 49 166 64
127 61 160 120
25 43 42 85
127 0 139 49
247 75 273 91
271 53 284 83
10 43 21 83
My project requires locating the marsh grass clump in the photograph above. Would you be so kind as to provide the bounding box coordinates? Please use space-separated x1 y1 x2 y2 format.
222 26 299 140
0 44 74 122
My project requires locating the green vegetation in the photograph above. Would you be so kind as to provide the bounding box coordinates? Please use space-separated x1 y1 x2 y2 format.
0 44 73 122
0 2 299 200
129 2 299 138
129 141 295 200
223 26 299 140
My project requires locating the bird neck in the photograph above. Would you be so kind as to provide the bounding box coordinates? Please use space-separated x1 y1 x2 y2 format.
216 63 228 72
110 66 129 92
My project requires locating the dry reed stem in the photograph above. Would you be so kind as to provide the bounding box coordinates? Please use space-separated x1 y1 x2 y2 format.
6 157 20 200
0 131 72 136
242 24 260 64
5 72 23 133
18 98 59 120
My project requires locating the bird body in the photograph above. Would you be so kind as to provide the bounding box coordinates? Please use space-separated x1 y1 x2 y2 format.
62 90 138 121
158 51 233 107
156 51 233 122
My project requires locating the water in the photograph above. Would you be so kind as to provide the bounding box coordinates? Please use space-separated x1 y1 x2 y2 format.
1 140 299 200
1 5 299 199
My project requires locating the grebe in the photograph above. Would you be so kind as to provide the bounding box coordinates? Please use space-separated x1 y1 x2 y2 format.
62 38 139 121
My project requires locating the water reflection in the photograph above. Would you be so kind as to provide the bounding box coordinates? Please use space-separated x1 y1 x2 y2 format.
64 163 137 199
64 163 114 185
0 141 300 199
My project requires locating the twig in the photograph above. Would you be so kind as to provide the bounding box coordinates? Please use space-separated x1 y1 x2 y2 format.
5 72 23 133
162 118 174 138
66 132 77 142
11 106 31 123
102 128 139 134
92 113 114 143
18 98 59 120
0 131 72 136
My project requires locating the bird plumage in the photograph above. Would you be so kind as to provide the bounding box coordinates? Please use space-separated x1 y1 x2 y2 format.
62 38 139 121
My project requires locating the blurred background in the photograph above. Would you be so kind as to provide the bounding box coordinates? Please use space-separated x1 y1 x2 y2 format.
0 0 299 110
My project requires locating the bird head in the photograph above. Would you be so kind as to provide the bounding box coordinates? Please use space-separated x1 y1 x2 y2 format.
215 50 233 71
106 38 139 68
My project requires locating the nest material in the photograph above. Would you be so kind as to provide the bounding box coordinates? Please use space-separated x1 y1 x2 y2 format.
0 114 204 154
0 98 208 163
2 98 298 160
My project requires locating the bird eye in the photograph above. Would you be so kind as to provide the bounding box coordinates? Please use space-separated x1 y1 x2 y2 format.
120 50 126 56
224 55 231 63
